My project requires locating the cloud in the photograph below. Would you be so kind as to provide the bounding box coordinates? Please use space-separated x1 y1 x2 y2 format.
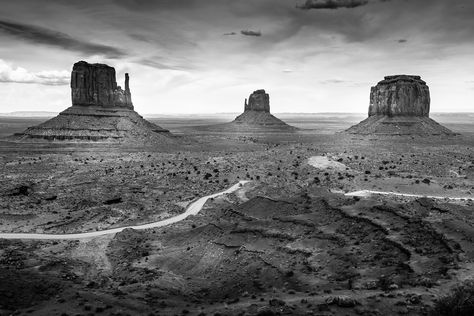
113 0 200 11
297 0 370 10
320 79 349 84
0 20 126 58
0 59 69 85
223 32 237 36
241 30 262 36
136 58 192 71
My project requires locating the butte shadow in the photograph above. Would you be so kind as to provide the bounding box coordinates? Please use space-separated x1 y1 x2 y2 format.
344 75 456 136
196 89 297 133
13 61 173 143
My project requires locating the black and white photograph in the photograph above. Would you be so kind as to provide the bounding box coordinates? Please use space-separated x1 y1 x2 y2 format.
0 0 473 315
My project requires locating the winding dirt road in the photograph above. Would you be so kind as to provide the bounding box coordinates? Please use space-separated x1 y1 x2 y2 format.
345 189 472 201
0 181 250 240
307 155 472 202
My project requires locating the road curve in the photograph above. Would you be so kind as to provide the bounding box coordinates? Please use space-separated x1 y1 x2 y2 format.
345 189 472 201
0 181 250 240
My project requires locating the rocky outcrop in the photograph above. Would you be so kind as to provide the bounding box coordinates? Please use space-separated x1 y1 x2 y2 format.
368 75 430 117
16 61 171 143
244 89 270 112
345 75 455 136
196 89 295 132
71 61 133 109
230 89 295 131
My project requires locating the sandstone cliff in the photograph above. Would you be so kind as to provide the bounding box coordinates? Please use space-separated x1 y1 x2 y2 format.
231 89 295 130
244 90 270 112
16 61 171 143
345 75 455 136
71 61 133 109
368 75 430 117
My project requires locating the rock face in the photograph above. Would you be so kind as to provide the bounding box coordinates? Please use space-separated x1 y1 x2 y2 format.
16 61 171 143
244 89 270 112
368 75 430 117
232 89 295 130
71 61 133 109
345 75 455 136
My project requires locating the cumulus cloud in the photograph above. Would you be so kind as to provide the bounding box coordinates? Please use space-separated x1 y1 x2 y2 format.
0 20 126 58
0 60 69 85
298 0 370 10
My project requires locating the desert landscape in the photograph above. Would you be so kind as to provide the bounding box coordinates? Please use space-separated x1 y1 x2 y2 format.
0 64 473 316
1 1 474 315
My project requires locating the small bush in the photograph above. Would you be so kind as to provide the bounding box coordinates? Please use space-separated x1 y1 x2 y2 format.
431 280 474 316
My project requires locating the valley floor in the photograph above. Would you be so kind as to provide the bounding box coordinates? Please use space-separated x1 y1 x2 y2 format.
0 124 473 315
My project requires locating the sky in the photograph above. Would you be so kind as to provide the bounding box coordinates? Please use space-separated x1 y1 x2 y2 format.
0 0 473 114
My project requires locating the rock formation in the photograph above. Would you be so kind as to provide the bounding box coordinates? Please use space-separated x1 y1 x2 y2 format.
231 90 295 130
345 75 455 136
71 61 133 109
16 61 171 142
244 89 270 112
368 75 430 117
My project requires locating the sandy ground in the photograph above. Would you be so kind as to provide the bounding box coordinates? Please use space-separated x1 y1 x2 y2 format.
0 181 249 240
0 116 473 315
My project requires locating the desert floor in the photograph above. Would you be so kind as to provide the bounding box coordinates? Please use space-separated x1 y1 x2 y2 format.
0 113 473 316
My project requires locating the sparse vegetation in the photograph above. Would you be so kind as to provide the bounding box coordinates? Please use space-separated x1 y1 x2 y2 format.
431 280 474 316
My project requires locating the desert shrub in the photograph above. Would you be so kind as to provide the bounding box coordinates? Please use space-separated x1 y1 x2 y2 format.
377 275 394 291
430 280 474 316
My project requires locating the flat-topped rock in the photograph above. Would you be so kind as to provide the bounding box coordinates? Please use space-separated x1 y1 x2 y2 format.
71 61 133 109
15 61 172 143
245 89 270 112
197 89 296 132
369 75 430 117
344 75 455 136
233 89 295 130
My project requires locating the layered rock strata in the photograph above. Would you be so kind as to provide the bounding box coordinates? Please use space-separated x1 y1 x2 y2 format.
232 90 295 130
16 61 171 142
368 75 430 117
244 89 270 112
71 61 133 109
345 75 455 136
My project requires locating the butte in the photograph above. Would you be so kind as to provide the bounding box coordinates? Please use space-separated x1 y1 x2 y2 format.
206 89 295 132
16 61 171 142
344 75 455 136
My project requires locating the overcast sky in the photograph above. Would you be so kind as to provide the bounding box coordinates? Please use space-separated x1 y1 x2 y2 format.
0 0 473 114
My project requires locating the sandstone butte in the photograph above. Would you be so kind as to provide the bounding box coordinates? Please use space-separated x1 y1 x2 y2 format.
231 89 296 130
15 61 172 143
345 75 455 136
